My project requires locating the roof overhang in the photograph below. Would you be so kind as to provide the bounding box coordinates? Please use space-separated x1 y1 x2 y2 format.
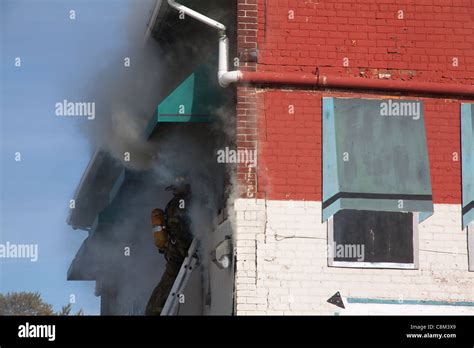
67 151 123 230
146 0 229 46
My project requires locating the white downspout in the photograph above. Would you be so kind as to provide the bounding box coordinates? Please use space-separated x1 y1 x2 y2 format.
167 0 242 87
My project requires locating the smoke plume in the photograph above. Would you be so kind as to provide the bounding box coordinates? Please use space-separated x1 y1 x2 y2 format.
74 0 236 314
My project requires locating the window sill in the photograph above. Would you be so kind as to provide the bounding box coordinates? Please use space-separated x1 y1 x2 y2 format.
329 261 417 270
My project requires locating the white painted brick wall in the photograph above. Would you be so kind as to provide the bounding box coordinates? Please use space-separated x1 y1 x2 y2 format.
234 199 474 315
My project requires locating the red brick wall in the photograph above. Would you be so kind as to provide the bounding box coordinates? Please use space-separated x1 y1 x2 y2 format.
236 86 258 198
236 0 473 203
424 99 462 204
256 0 474 84
236 0 259 198
257 91 322 201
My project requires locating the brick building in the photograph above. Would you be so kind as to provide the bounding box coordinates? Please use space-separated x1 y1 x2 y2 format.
67 0 474 315
232 0 474 314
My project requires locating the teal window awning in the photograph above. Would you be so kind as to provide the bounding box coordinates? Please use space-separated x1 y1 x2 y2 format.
461 103 474 229
322 97 434 222
145 63 225 139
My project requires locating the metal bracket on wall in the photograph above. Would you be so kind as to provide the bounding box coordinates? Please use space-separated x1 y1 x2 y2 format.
211 236 233 270
239 49 258 63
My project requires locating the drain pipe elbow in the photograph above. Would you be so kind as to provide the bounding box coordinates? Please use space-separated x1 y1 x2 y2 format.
219 71 242 87
218 35 242 87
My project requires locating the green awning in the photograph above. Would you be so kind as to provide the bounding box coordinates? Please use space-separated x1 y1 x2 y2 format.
145 63 225 139
322 97 434 222
461 103 474 229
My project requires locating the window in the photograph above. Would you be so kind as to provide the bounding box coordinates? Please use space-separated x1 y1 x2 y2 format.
328 210 418 269
469 223 474 272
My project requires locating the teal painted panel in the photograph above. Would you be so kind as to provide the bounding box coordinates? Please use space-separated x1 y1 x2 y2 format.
348 297 474 307
461 104 474 229
322 98 433 221
339 198 433 214
158 72 196 116
145 62 223 139
323 98 340 221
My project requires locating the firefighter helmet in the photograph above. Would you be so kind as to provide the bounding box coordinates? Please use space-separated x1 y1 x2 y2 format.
165 175 190 194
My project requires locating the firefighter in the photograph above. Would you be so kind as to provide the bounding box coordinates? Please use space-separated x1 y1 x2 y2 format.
145 176 193 316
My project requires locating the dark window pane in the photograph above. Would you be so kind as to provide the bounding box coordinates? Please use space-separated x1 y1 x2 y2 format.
333 210 414 264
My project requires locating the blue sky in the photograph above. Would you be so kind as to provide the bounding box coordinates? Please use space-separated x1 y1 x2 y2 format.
1 0 153 314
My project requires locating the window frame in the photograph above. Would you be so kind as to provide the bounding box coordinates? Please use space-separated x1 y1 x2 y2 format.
327 211 419 270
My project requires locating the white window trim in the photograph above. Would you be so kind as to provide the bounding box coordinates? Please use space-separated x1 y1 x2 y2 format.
327 212 419 270
469 222 474 272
